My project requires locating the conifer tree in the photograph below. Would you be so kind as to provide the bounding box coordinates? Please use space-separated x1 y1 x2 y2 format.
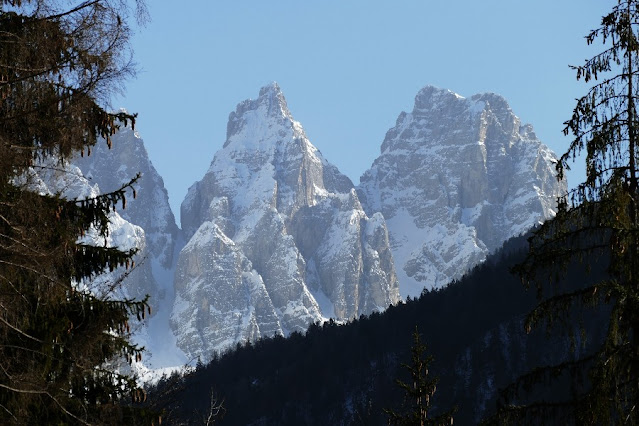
492 0 639 423
385 327 453 426
0 0 157 424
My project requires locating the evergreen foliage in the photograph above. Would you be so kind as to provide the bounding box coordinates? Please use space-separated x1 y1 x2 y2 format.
492 1 639 423
149 235 606 425
384 327 454 426
0 0 156 423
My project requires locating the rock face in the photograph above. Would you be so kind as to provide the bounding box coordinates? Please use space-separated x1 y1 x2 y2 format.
171 222 282 357
357 86 566 298
174 83 401 360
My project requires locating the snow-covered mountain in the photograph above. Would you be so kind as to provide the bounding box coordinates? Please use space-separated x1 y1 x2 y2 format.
357 86 566 298
47 83 565 367
174 83 401 360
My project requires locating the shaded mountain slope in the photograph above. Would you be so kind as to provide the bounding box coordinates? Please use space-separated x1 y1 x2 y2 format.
148 233 608 425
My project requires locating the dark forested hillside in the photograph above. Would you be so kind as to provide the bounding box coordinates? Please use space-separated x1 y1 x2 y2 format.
149 234 609 425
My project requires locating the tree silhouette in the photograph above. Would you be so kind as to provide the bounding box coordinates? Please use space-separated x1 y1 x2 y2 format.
385 327 454 426
493 1 639 423
0 0 157 423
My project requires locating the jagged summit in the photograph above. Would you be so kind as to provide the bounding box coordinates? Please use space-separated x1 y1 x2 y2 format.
184 83 353 239
412 86 514 121
359 85 566 298
415 85 464 103
224 82 299 147
175 84 400 360
258 81 287 105
383 87 517 155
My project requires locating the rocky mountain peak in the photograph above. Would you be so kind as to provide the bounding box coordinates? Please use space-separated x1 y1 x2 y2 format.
174 85 400 359
381 86 529 158
258 81 285 102
414 85 464 107
224 82 298 147
470 92 511 114
359 85 566 298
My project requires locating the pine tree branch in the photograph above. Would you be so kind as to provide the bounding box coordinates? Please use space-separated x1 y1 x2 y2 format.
0 383 91 425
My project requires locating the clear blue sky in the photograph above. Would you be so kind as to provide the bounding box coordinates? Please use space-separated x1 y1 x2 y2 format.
116 1 612 223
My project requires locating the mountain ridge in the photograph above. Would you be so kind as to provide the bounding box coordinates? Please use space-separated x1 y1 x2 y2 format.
70 82 564 365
